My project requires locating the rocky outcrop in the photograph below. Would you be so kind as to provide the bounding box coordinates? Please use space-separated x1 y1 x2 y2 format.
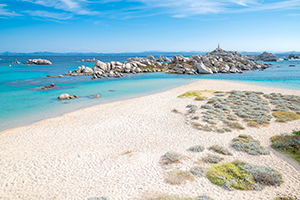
41 83 56 90
81 58 96 62
286 53 300 60
57 93 78 100
256 52 279 62
62 49 274 79
24 59 52 65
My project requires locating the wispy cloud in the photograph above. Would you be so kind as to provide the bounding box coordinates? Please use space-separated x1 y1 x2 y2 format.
23 10 73 20
0 4 22 17
22 0 98 15
287 13 300 16
125 0 300 17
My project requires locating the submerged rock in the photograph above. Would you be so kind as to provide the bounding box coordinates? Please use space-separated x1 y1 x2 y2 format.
57 93 78 100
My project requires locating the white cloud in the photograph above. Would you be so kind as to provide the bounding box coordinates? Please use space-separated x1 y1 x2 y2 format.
22 0 98 15
0 4 22 17
23 10 73 20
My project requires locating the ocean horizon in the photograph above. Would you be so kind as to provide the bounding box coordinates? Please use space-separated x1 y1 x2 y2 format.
0 54 299 132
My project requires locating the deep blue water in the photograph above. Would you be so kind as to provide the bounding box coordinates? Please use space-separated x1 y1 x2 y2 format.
0 55 299 132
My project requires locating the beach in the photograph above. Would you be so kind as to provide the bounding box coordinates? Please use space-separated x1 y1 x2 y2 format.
0 80 300 200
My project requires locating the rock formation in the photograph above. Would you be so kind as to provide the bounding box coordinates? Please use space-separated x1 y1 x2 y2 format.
24 59 52 65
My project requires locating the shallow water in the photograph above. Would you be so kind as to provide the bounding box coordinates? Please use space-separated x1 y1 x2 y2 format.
0 55 299 132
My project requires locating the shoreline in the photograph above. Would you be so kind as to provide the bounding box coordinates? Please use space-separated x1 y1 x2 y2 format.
1 80 300 199
1 79 300 135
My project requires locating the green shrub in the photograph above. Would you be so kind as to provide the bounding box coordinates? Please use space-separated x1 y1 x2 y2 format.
271 133 300 163
207 161 283 191
209 145 232 156
160 151 181 165
231 134 270 155
202 154 223 163
190 166 204 177
188 145 205 152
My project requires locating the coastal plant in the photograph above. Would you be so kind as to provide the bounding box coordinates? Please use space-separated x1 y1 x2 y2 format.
196 195 214 200
188 145 205 152
209 145 233 156
231 134 270 155
273 111 300 122
160 151 181 165
270 132 300 163
274 196 299 200
202 154 223 163
190 166 204 177
206 161 283 191
164 169 195 185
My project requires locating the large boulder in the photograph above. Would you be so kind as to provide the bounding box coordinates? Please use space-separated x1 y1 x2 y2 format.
195 62 213 74
256 52 279 62
82 67 93 73
94 60 108 72
24 59 52 65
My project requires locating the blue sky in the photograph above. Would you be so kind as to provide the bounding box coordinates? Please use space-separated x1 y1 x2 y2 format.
0 0 300 53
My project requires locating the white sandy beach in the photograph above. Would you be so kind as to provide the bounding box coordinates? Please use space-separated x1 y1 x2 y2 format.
0 80 300 200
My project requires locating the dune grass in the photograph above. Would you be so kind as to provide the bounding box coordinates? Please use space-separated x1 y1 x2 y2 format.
273 111 300 122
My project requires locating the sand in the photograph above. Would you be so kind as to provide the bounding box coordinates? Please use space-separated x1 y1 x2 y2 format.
0 80 300 200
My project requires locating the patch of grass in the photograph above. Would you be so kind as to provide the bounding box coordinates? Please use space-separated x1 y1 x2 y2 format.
224 121 245 130
271 132 300 163
202 154 223 163
160 151 181 165
209 145 233 156
178 90 203 98
273 111 300 122
207 161 283 191
164 169 195 185
206 162 255 190
232 134 270 155
293 130 300 135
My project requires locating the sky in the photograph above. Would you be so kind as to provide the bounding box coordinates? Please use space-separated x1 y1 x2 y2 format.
0 0 300 53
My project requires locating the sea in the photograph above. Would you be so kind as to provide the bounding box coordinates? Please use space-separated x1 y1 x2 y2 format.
0 54 299 132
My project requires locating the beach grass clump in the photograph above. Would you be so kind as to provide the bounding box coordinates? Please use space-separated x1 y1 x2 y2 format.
206 162 255 190
190 166 204 177
160 151 181 165
273 111 300 122
87 197 107 200
188 145 205 152
224 121 245 130
231 135 270 155
196 195 214 200
270 132 300 163
207 161 283 191
187 105 198 113
202 154 223 163
195 96 208 101
209 145 233 156
147 194 194 200
164 169 195 185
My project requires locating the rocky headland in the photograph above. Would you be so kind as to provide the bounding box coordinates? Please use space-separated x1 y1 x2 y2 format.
60 48 280 79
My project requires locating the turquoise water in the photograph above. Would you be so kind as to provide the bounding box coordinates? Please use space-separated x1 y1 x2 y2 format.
0 55 299 132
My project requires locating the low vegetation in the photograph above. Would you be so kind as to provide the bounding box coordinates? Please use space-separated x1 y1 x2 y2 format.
164 169 195 185
274 197 299 200
207 161 283 191
209 145 233 156
202 154 223 163
273 111 300 122
160 151 181 165
231 134 270 155
270 130 300 163
146 194 214 200
188 145 205 152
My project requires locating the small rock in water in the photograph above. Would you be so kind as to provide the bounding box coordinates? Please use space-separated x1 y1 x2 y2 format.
57 93 78 100
58 75 64 78
108 90 116 92
289 65 296 67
